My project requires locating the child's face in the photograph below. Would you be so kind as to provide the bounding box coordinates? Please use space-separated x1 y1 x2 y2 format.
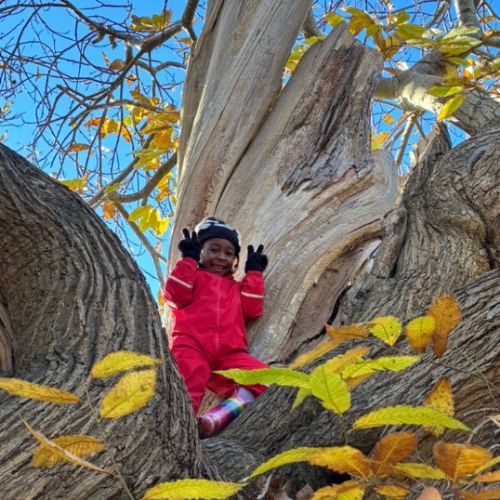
200 238 236 276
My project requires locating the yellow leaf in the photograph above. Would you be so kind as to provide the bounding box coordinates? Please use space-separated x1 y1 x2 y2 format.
437 93 465 122
369 316 401 345
289 339 346 369
0 378 79 404
67 143 90 152
475 457 500 474
325 12 344 29
405 316 435 352
91 351 162 379
375 484 411 499
128 205 169 236
371 432 417 476
33 435 104 467
142 479 244 499
312 481 364 500
216 367 310 389
346 374 372 390
433 441 492 484
424 377 454 437
292 387 312 409
59 174 88 193
427 294 461 357
473 470 500 483
371 132 391 150
99 368 156 418
309 366 350 414
23 421 113 476
394 462 447 480
99 118 120 138
251 447 324 477
416 487 442 500
309 446 371 479
324 346 371 373
341 355 420 380
353 406 470 431
456 488 500 500
102 201 116 220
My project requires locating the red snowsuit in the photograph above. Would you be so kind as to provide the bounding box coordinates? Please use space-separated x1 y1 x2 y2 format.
163 257 268 414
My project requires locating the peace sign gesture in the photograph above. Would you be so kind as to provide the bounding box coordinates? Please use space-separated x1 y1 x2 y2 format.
245 244 268 272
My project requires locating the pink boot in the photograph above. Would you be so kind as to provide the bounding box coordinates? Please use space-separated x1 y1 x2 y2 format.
198 387 255 438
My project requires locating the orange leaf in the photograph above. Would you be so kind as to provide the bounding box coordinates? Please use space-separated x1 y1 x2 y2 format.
67 143 90 152
433 442 492 484
424 378 454 437
309 446 371 479
427 295 461 357
312 480 364 500
102 201 115 220
473 470 500 483
371 432 417 476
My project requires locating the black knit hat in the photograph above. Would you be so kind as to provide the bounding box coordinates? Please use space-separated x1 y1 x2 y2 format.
195 217 241 257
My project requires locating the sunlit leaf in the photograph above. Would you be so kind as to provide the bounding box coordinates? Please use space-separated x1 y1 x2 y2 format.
108 59 125 71
383 114 394 125
353 406 470 431
427 294 461 357
371 432 417 476
341 355 420 380
371 131 391 150
324 346 371 374
33 435 104 467
102 200 116 219
251 447 323 477
375 484 411 499
67 143 90 152
309 366 350 414
99 368 156 418
427 85 464 98
23 421 113 476
128 205 169 236
369 316 402 346
91 351 162 379
216 367 310 389
0 378 79 404
312 481 364 500
394 462 447 480
473 470 500 483
142 479 244 499
309 446 371 479
59 174 88 193
292 387 312 409
405 316 435 352
424 377 454 437
433 441 492 484
474 457 500 474
437 93 465 122
325 12 344 29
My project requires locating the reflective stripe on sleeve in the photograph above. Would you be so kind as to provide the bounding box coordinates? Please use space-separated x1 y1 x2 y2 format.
168 274 194 289
241 291 264 299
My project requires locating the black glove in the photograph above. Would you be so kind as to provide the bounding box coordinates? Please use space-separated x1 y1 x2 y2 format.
178 228 201 261
245 244 268 273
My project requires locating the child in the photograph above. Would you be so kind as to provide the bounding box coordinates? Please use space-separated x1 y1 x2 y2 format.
163 217 269 437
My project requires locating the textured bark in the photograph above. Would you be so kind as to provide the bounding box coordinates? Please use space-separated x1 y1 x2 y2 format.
200 128 500 492
0 146 204 499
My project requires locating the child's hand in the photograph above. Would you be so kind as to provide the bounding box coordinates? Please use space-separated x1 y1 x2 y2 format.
178 228 201 261
245 245 268 272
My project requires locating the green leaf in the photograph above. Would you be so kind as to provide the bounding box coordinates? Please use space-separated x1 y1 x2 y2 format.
142 479 245 499
215 367 310 389
437 93 465 122
251 447 322 477
427 85 464 98
352 405 470 431
341 356 420 379
443 25 480 40
309 366 350 414
395 24 429 40
292 387 312 409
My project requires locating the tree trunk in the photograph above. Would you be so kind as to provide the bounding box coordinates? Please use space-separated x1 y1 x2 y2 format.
0 146 205 499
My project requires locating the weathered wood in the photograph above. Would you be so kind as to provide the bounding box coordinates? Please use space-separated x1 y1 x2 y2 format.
175 11 399 363
0 145 203 499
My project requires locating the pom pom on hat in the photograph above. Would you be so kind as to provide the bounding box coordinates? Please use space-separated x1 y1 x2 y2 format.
195 217 241 257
